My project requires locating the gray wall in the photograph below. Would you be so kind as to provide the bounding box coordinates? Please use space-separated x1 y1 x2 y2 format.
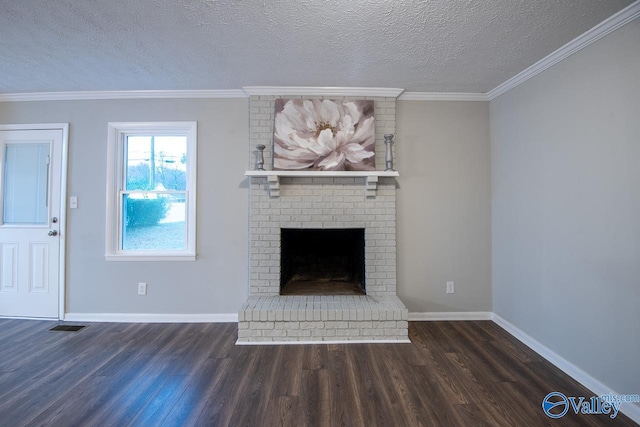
396 101 492 313
0 98 250 314
491 18 640 398
0 97 493 316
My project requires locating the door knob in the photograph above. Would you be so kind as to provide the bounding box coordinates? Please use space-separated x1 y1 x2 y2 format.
48 230 58 236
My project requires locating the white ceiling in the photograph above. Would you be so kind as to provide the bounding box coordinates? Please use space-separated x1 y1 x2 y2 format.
0 0 633 94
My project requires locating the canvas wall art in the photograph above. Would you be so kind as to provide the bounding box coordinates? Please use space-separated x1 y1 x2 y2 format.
273 99 375 171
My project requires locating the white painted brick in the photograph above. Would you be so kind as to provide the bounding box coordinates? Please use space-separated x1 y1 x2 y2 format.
336 329 360 337
300 322 324 329
287 330 312 337
350 321 372 329
263 330 287 337
376 321 397 329
249 321 275 330
335 321 349 329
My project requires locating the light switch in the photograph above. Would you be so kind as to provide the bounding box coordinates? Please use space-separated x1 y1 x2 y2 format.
70 196 78 209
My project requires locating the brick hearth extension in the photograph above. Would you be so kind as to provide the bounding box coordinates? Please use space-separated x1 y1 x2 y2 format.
238 295 408 343
238 92 409 344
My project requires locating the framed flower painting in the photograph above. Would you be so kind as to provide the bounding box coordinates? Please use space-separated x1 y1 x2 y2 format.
273 99 375 171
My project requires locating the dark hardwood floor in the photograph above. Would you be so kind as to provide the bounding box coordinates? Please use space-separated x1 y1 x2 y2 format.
0 319 636 426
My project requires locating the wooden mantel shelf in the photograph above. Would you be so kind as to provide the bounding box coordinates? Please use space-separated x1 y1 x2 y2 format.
245 170 399 198
244 170 399 177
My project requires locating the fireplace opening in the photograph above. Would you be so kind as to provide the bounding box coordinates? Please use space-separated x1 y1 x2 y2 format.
280 228 365 296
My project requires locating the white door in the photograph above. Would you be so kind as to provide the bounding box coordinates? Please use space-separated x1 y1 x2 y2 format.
0 128 64 318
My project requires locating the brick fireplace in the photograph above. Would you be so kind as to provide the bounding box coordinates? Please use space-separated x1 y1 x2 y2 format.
237 90 409 344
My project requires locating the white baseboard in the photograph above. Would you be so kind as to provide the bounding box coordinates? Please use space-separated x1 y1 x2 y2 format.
64 312 492 323
236 339 412 345
492 313 640 424
409 311 493 321
63 312 238 323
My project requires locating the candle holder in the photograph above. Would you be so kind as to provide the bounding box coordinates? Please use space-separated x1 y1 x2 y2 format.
255 144 266 170
384 134 395 171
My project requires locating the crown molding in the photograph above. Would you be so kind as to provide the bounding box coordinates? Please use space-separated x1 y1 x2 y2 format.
488 0 640 100
399 92 488 101
0 88 488 103
242 86 405 98
0 89 246 102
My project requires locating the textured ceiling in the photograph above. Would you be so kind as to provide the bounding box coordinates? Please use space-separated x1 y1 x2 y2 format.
0 0 633 94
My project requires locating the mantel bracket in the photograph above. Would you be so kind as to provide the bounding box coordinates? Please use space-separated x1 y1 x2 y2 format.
365 176 378 198
267 175 280 198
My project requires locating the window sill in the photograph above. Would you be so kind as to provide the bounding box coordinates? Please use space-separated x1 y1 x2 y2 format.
105 253 196 262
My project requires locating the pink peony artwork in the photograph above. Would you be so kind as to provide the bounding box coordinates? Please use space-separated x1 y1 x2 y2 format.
273 99 375 171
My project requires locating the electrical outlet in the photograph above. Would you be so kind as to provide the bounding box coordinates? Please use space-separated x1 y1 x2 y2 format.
446 281 455 294
138 282 147 295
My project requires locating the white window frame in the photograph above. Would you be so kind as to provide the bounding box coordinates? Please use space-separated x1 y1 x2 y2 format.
105 121 197 261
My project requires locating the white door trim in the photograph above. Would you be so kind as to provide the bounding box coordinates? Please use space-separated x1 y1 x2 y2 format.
0 123 69 320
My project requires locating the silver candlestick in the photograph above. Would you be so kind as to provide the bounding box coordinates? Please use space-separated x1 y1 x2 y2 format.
384 134 395 171
255 144 266 170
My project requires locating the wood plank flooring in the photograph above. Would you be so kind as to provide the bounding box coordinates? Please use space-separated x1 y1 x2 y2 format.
0 319 636 426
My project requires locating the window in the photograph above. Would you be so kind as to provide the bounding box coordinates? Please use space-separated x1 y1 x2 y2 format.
106 122 196 260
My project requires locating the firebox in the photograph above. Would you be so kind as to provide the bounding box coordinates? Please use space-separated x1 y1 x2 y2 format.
280 228 365 296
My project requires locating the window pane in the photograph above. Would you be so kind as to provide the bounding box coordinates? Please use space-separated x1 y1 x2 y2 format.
122 193 186 251
126 136 187 191
3 143 49 224
107 121 196 259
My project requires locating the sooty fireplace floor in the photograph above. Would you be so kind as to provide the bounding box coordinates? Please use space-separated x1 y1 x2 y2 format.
280 279 366 296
